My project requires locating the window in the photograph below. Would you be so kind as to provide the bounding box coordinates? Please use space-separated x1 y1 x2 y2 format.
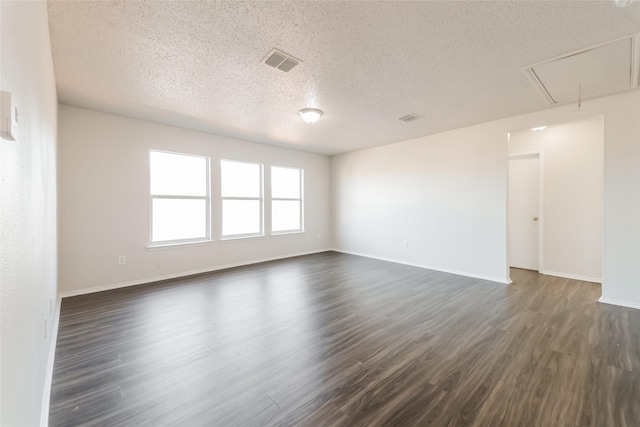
271 166 303 233
221 160 263 238
149 150 210 245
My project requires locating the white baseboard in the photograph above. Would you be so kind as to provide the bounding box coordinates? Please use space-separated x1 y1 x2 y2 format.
60 249 331 298
541 270 602 283
330 248 510 284
40 296 61 427
598 297 640 310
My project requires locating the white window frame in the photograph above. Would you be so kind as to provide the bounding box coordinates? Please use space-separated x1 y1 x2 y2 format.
148 150 211 247
271 166 304 234
220 159 264 239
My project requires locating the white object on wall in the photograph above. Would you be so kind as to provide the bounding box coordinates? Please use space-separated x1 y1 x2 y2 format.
0 90 18 141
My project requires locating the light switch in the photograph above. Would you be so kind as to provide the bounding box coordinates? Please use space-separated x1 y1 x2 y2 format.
1 91 18 141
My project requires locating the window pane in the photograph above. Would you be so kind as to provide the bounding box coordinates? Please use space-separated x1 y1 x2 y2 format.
271 167 301 199
222 200 261 236
150 151 207 196
221 160 261 198
152 198 207 242
272 200 301 232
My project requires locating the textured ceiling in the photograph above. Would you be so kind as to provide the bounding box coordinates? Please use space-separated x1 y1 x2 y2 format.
47 1 640 155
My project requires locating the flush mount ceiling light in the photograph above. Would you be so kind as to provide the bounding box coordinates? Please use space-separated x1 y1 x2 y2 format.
299 108 323 124
531 126 547 131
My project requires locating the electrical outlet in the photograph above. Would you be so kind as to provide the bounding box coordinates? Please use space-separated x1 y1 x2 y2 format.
403 241 409 249
316 234 321 240
118 255 126 265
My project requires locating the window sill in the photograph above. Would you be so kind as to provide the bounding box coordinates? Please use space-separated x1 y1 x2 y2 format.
147 239 214 250
271 230 305 236
219 234 266 243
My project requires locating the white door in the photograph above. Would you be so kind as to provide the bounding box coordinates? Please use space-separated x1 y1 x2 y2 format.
509 154 540 271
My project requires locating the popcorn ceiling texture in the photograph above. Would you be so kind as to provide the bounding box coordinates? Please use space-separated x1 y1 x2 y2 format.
47 1 640 155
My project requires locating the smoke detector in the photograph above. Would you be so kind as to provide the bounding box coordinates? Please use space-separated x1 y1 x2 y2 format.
263 48 302 72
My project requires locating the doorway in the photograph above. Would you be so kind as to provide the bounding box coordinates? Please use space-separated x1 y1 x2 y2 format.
507 118 603 283
508 153 542 271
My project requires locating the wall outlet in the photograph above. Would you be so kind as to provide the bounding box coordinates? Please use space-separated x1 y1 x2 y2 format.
118 255 126 265
316 234 321 240
403 241 409 249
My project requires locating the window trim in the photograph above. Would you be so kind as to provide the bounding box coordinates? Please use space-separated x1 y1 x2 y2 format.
148 149 212 247
271 165 304 234
220 159 264 239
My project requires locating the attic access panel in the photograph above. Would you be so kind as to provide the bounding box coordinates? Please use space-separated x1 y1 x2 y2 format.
526 35 639 105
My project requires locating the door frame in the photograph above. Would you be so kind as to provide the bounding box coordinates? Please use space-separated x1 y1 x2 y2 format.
508 150 545 279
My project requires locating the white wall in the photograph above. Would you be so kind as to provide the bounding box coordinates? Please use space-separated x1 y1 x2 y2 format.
332 122 509 282
332 90 640 308
509 118 603 282
58 106 331 294
0 1 59 426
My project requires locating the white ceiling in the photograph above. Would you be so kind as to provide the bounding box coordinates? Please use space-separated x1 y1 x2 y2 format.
47 1 640 155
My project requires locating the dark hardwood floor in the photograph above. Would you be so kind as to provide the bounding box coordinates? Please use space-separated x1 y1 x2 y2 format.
49 251 640 426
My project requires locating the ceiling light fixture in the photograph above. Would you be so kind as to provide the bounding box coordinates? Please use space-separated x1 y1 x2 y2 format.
299 108 323 124
531 126 547 131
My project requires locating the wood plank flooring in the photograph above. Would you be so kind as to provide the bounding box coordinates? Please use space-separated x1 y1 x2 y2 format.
49 251 640 426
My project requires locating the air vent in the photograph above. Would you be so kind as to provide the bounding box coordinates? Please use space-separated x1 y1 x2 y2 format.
399 114 420 123
263 48 302 72
265 51 287 68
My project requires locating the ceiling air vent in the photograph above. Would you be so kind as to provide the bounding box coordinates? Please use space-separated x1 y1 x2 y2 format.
263 48 302 72
399 114 420 123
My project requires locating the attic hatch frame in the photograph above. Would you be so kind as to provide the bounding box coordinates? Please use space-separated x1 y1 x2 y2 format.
523 33 640 106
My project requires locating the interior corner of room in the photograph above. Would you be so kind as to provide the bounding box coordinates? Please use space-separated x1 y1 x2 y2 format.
1 0 640 426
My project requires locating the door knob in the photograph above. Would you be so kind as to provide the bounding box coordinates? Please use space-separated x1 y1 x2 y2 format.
533 216 539 221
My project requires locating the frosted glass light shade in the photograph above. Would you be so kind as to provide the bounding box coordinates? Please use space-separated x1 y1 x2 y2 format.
299 108 323 124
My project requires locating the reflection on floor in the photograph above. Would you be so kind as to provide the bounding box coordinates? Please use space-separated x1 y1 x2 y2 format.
50 251 640 426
